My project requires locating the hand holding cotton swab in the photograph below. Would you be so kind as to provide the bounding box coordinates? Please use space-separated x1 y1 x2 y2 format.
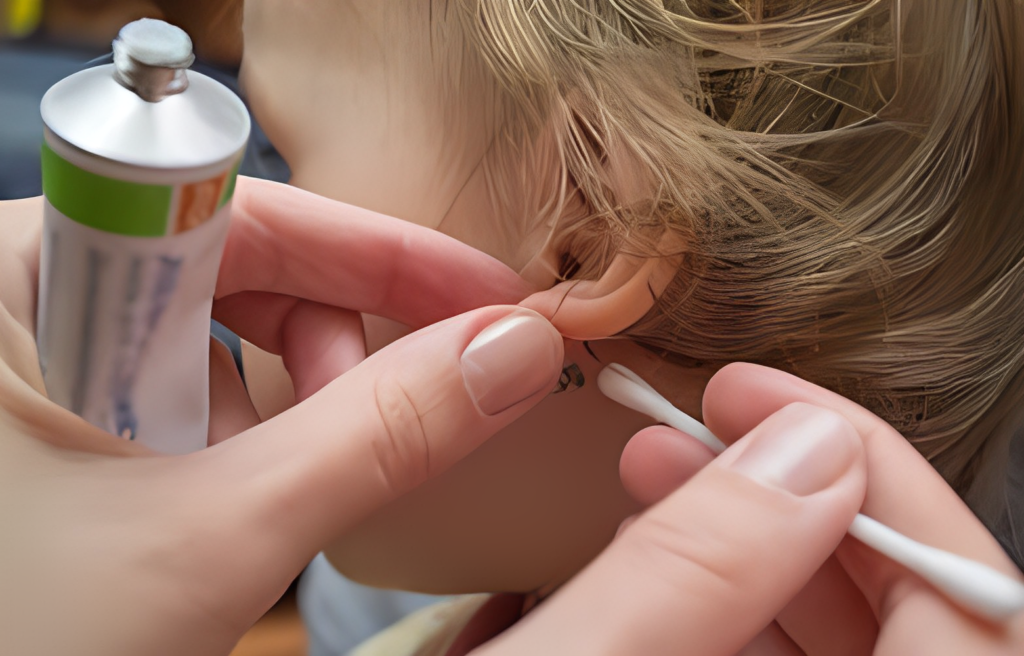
597 363 1024 623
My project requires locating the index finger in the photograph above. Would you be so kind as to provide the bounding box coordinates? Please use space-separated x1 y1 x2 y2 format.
702 363 1018 576
702 363 1024 651
217 177 533 328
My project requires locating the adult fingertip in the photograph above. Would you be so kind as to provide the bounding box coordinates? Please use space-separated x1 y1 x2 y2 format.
620 426 716 505
479 406 866 656
723 402 864 497
702 361 762 406
460 309 563 416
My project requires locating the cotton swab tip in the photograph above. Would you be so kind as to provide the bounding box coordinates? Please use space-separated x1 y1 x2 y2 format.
597 363 725 453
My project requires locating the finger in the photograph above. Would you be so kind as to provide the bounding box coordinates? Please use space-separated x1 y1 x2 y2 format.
207 337 259 445
0 197 46 392
214 291 366 401
703 364 1023 645
239 341 296 422
0 196 43 333
183 306 563 596
479 403 866 656
774 554 877 656
619 426 716 505
279 301 365 402
841 538 1024 654
703 363 1016 573
620 425 877 655
737 622 805 656
217 177 532 328
211 290 299 353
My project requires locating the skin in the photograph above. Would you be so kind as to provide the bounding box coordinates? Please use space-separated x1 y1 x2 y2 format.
0 185 563 654
3 186 1023 654
240 0 716 593
233 10 1024 655
473 370 1024 656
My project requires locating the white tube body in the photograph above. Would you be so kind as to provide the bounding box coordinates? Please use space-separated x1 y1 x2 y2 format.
38 53 250 455
38 200 229 453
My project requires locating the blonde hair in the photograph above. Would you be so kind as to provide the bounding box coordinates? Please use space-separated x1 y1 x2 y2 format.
448 0 1024 495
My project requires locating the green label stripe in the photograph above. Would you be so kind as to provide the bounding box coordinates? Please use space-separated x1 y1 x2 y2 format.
218 158 241 209
42 142 173 237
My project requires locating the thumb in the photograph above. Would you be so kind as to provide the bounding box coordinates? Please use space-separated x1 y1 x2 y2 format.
479 403 866 656
182 306 562 612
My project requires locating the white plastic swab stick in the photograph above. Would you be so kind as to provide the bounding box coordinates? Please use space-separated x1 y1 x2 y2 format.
847 515 1024 621
597 363 1024 623
601 363 726 452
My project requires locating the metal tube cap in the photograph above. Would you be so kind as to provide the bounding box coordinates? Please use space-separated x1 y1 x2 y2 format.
112 18 196 102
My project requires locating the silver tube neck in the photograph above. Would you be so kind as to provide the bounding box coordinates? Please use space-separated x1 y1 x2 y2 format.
111 18 195 103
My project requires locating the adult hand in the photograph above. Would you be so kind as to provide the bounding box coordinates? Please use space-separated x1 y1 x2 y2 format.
208 177 533 439
466 364 1024 655
0 180 560 656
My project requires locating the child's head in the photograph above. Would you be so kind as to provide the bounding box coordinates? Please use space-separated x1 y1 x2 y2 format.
241 0 1024 590
466 0 1024 488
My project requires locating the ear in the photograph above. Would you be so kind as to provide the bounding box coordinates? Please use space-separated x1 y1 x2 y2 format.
519 251 678 340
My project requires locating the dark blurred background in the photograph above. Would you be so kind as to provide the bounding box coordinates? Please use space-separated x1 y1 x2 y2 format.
0 0 288 200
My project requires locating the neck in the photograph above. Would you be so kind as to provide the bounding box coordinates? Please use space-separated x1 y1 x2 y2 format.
246 1 499 234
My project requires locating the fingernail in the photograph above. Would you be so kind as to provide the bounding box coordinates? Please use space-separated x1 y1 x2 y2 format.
729 403 859 496
461 310 563 416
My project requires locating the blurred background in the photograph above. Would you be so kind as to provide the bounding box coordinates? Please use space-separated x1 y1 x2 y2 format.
0 0 288 201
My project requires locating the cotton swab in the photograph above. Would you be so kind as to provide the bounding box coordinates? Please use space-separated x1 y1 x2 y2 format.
597 363 1024 623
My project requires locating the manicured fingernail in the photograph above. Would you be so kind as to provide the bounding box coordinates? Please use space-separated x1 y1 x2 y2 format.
461 310 563 416
729 403 859 496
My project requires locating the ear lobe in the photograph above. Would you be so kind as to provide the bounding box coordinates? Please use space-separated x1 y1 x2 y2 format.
519 252 678 340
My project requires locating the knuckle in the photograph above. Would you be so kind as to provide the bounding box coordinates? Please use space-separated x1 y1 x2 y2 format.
628 514 748 600
371 375 431 497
